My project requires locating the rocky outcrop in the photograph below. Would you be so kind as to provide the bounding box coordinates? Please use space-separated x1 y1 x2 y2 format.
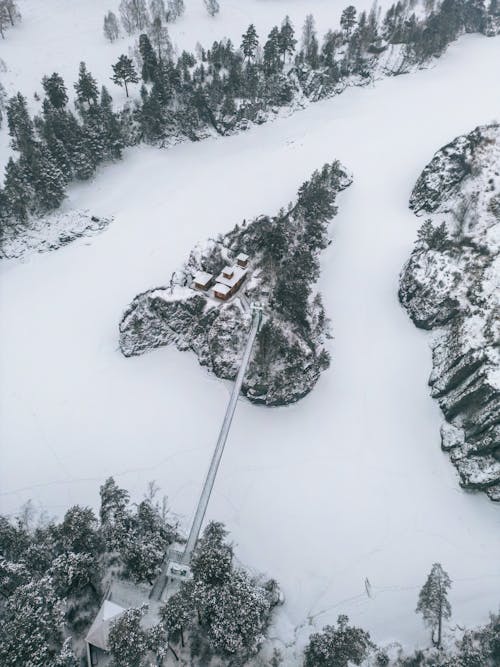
120 162 352 406
400 124 500 501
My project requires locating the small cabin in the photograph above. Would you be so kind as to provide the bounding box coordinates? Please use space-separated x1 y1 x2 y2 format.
193 271 213 291
236 253 249 268
213 283 231 300
222 266 234 279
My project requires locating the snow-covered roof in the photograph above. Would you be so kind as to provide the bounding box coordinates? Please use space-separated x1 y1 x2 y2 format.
216 265 247 288
213 283 231 295
193 270 213 286
236 252 249 262
86 600 125 651
222 265 234 277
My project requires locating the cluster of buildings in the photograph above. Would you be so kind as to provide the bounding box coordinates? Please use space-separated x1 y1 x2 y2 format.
192 252 250 301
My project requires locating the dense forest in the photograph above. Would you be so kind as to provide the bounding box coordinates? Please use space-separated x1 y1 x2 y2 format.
1 0 499 233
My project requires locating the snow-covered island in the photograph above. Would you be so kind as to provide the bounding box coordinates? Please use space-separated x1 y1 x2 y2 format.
120 161 352 406
400 124 500 501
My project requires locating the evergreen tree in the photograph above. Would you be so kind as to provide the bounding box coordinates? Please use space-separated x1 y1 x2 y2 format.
111 54 139 97
99 85 124 160
304 615 374 667
138 33 159 82
341 5 358 40
108 606 149 667
241 23 259 61
203 0 220 18
416 562 452 648
301 14 319 68
0 577 65 667
160 587 193 647
74 62 99 108
148 15 172 61
167 0 185 21
29 144 66 212
191 521 233 586
149 0 166 22
42 73 68 109
279 16 297 62
263 26 281 75
6 92 35 154
103 11 120 42
3 158 34 222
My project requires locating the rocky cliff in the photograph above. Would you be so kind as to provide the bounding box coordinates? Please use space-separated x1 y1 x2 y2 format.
120 161 352 406
400 124 500 501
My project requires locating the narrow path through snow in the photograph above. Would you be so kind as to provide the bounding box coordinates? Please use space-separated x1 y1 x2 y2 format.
1 33 500 658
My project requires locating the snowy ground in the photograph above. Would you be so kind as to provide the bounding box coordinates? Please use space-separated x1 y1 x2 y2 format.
1 2 500 661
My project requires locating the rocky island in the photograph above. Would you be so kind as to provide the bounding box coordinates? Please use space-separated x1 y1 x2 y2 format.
120 161 352 406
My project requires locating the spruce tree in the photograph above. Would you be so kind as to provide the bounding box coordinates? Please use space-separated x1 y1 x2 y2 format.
301 14 319 68
203 0 220 18
279 16 297 62
111 54 139 97
416 563 452 648
3 157 32 221
241 23 259 61
139 33 159 82
6 92 35 154
42 73 68 109
341 5 358 40
29 145 66 212
74 62 99 108
103 11 120 42
263 27 281 75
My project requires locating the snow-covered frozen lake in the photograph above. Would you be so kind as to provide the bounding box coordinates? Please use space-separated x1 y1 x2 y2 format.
1 3 500 659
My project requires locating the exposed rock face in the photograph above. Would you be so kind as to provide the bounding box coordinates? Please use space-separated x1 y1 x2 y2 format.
400 124 500 501
120 162 352 406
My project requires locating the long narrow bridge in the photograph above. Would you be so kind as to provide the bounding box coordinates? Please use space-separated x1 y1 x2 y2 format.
150 303 263 600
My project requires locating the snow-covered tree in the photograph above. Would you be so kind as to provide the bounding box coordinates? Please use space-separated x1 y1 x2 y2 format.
111 54 139 97
416 562 452 648
167 0 185 21
303 615 374 667
148 16 172 61
6 92 35 154
104 11 120 42
203 0 219 18
301 14 319 68
74 62 99 107
42 73 68 109
241 23 259 61
138 33 159 81
191 521 233 586
120 0 150 34
108 605 149 667
149 0 166 21
340 5 358 40
160 586 193 647
0 577 65 667
279 16 296 62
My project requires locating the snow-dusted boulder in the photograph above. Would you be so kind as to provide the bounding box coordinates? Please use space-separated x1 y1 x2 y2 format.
400 124 500 501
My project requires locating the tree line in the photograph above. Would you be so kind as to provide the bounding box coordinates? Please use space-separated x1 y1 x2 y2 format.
1 0 499 230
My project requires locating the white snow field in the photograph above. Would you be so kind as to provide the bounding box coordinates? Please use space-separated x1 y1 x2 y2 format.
1 2 500 661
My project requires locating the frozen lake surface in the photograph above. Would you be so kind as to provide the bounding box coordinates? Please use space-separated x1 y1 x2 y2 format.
1 4 500 657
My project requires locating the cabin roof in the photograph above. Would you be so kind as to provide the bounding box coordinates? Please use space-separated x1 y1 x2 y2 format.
216 265 247 288
193 270 213 286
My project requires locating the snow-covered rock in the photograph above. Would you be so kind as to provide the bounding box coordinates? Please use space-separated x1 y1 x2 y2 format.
400 124 500 501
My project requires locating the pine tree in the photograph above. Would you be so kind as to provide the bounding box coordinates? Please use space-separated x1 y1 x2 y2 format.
103 11 120 42
139 33 159 82
301 14 319 67
167 0 185 21
160 587 193 647
42 73 68 109
111 54 139 97
203 0 220 18
29 144 66 212
304 615 374 667
149 0 166 22
108 606 149 667
416 563 452 648
148 15 172 61
341 5 358 40
6 92 35 154
74 62 99 108
279 16 297 62
263 26 281 75
99 85 124 160
241 23 259 61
